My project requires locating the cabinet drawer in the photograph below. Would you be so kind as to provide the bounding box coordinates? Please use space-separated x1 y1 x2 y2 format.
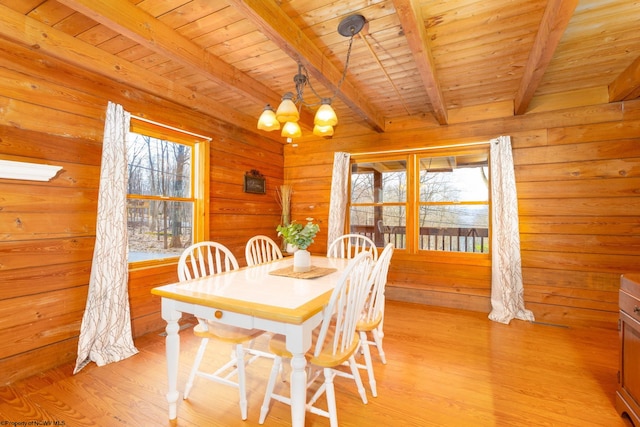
620 289 640 322
622 274 640 297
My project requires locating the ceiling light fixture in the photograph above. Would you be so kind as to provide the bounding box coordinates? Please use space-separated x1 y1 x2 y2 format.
257 14 366 141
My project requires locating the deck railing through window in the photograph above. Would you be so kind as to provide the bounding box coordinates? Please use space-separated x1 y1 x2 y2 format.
350 225 489 253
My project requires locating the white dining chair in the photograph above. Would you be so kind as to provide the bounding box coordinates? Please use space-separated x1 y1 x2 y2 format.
355 243 394 397
327 233 378 261
245 235 283 266
258 251 375 426
178 241 269 420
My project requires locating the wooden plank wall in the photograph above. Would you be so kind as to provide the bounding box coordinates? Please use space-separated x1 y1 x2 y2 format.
284 100 640 331
1 27 639 385
0 39 284 384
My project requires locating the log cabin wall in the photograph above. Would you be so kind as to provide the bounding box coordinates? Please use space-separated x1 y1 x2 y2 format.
0 6 639 385
0 39 283 384
284 99 640 331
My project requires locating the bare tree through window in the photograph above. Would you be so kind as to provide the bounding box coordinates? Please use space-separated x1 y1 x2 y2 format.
126 132 194 262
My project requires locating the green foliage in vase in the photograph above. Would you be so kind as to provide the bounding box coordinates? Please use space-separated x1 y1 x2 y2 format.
276 217 320 250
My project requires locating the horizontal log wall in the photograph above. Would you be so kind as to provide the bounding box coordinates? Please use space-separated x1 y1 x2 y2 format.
285 100 640 330
1 22 639 385
0 39 284 384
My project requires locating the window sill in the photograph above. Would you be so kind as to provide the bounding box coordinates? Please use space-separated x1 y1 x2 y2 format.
128 256 180 272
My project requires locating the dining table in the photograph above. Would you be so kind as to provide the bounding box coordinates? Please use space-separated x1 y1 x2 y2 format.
150 254 351 427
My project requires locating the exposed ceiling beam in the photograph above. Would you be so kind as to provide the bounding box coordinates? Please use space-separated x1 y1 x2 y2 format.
57 0 319 129
0 4 282 142
392 0 448 125
609 55 640 102
226 0 386 133
514 0 578 115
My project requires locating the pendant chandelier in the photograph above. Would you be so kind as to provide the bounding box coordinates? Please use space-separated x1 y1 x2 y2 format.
257 15 366 140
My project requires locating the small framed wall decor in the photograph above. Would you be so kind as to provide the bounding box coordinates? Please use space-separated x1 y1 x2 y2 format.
244 169 266 194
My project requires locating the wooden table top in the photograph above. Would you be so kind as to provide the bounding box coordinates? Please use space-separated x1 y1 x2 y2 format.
151 256 350 324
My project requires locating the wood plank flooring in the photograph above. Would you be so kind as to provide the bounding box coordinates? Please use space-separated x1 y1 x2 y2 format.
0 301 628 426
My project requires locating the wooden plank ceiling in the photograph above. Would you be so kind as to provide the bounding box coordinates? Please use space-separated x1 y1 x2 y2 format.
1 0 639 142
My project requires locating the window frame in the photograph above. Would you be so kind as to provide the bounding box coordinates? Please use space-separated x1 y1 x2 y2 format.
349 145 490 259
126 119 209 268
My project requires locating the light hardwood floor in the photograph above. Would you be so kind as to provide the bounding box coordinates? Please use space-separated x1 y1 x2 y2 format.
0 301 628 426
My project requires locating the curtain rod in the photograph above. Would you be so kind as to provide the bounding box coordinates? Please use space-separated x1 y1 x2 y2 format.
130 114 212 141
352 140 491 157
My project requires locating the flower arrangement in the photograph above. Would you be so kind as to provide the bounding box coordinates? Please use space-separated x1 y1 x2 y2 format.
276 217 320 250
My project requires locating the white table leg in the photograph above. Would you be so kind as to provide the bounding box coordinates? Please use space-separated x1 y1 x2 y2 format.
285 314 320 427
161 299 182 420
289 352 307 427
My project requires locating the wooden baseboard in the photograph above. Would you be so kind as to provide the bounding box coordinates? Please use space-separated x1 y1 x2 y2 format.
386 283 491 313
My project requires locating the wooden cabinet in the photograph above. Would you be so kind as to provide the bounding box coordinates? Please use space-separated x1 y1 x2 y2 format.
618 274 640 426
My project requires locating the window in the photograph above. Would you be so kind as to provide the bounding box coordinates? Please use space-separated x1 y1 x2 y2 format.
418 152 489 253
350 157 407 249
126 120 208 264
349 146 489 254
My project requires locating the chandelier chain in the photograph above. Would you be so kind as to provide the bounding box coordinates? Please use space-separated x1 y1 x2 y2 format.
299 34 356 108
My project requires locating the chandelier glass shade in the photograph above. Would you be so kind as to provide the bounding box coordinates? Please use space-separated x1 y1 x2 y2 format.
314 99 338 126
257 104 280 131
256 14 365 140
281 121 302 138
313 124 334 137
275 93 300 123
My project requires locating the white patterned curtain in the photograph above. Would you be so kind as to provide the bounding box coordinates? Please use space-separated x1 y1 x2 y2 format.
327 152 351 246
488 136 535 324
74 102 138 373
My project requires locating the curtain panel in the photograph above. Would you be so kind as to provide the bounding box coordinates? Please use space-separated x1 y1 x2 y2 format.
488 136 535 324
74 102 138 373
327 152 351 247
